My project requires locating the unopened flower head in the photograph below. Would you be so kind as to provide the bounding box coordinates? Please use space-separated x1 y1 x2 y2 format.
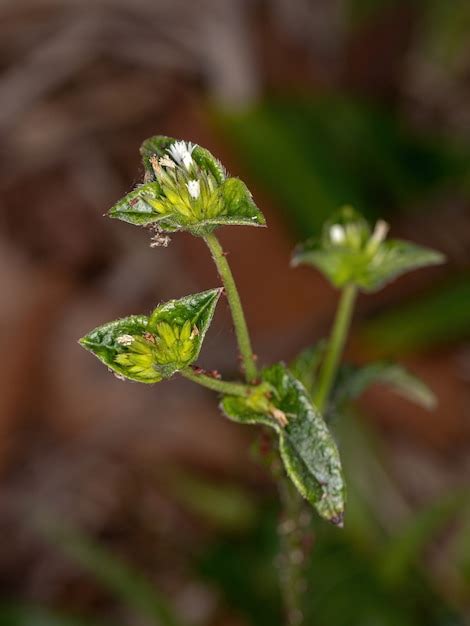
186 179 201 200
167 141 195 170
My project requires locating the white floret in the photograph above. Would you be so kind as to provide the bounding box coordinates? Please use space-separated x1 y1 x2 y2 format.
186 179 201 199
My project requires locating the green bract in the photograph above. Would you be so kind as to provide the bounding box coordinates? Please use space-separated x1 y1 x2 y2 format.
79 289 222 383
221 363 345 525
108 136 266 236
292 206 445 292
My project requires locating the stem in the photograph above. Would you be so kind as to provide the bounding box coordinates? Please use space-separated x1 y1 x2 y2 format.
314 284 357 412
278 478 307 626
204 232 258 383
180 368 250 397
273 458 311 626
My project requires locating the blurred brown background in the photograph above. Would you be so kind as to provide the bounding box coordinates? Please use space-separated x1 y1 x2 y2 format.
0 1 469 625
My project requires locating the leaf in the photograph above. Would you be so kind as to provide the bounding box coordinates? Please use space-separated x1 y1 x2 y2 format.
80 315 159 383
332 362 437 410
108 182 167 227
292 206 445 292
221 363 345 525
109 136 265 235
79 289 222 383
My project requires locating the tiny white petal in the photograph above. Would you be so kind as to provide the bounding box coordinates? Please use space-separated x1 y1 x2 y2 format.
167 141 195 170
330 224 345 244
186 179 201 199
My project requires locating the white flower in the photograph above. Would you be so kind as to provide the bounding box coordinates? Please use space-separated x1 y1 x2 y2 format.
116 334 134 346
186 179 201 200
167 141 195 170
329 224 345 244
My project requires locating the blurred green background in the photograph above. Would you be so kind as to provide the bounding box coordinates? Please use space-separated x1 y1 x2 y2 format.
0 0 469 624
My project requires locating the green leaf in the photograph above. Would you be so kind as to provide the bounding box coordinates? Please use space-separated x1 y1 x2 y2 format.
333 362 437 411
108 181 167 227
109 136 265 235
221 363 345 525
292 206 445 292
79 289 222 383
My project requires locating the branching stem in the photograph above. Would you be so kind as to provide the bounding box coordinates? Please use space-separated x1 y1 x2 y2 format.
180 368 251 397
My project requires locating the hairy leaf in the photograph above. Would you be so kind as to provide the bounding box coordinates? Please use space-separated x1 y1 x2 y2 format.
79 289 222 383
292 206 444 292
109 136 265 235
221 363 345 525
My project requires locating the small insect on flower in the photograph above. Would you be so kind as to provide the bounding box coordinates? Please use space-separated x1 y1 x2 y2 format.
167 141 195 170
116 334 134 347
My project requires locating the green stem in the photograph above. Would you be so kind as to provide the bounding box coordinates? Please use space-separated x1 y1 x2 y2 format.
204 232 258 383
278 472 310 626
314 284 357 412
181 368 250 397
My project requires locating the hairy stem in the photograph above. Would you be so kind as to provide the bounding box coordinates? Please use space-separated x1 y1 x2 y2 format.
314 284 357 412
180 368 251 396
204 232 258 383
274 461 311 626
